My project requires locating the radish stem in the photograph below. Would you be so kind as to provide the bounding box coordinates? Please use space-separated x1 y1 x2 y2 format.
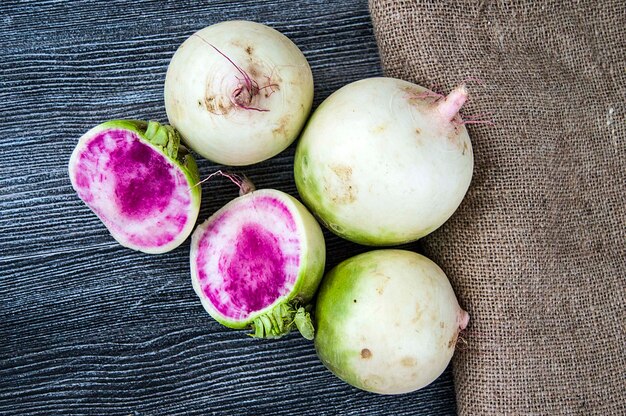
437 84 468 122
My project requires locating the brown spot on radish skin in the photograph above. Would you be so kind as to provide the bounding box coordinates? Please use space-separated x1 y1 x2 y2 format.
204 88 232 115
247 64 260 78
217 100 230 114
360 348 372 359
272 115 291 139
439 321 445 329
401 357 417 367
415 128 421 135
403 85 441 107
448 332 459 349
374 273 391 295
327 165 357 204
372 124 387 134
245 45 253 55
402 86 421 101
412 303 423 324
363 375 384 389
446 125 466 152
230 39 243 47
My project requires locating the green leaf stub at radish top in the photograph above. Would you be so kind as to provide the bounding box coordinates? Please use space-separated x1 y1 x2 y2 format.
190 189 325 340
68 120 201 254
143 120 180 160
250 303 314 340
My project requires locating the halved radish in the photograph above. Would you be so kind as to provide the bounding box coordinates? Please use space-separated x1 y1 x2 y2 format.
68 120 201 254
190 188 325 339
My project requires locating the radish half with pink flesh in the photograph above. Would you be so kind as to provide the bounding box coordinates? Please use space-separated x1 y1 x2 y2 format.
190 188 325 339
315 249 469 394
165 20 314 166
294 77 474 246
68 120 201 254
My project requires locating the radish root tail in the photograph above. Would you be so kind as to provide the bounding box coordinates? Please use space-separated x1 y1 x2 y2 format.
193 34 277 112
438 84 468 123
193 170 255 196
459 309 470 330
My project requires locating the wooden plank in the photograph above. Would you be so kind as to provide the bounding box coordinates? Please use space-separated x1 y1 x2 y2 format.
0 0 456 414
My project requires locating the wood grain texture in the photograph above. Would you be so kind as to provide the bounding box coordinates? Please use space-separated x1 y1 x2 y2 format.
0 1 456 414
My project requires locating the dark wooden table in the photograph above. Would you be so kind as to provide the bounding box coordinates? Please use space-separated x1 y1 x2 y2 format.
0 1 456 414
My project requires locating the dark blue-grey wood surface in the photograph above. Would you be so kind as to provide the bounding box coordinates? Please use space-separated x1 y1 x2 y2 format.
0 1 456 414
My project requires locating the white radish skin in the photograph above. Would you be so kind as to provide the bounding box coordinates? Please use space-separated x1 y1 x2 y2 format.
165 20 314 166
294 77 473 245
314 249 469 394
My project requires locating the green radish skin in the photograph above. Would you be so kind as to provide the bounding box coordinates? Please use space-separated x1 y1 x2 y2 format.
314 250 469 394
294 77 473 246
68 120 201 254
190 189 325 339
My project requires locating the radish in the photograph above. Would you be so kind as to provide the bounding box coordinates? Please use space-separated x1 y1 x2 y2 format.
164 20 314 166
190 182 325 339
314 249 469 394
294 77 474 245
68 120 201 254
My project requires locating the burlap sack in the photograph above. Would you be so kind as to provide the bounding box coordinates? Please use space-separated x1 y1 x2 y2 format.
369 1 625 414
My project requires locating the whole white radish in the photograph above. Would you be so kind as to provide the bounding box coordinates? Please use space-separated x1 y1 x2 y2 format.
314 249 469 394
294 77 473 245
165 20 314 166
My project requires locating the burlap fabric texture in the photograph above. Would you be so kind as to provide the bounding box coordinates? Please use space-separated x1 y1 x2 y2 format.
369 1 625 414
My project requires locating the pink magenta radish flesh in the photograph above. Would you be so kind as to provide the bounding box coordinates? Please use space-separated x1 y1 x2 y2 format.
190 188 325 339
68 120 201 254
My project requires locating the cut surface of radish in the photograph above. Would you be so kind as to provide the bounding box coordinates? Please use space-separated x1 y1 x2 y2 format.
190 189 325 338
68 120 201 253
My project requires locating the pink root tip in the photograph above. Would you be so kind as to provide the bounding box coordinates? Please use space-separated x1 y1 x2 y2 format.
459 310 470 330
438 84 468 122
194 170 255 196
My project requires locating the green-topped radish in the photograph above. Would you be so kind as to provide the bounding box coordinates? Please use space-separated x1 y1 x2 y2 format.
315 249 469 394
190 181 325 339
165 20 314 166
294 77 474 245
68 120 201 254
